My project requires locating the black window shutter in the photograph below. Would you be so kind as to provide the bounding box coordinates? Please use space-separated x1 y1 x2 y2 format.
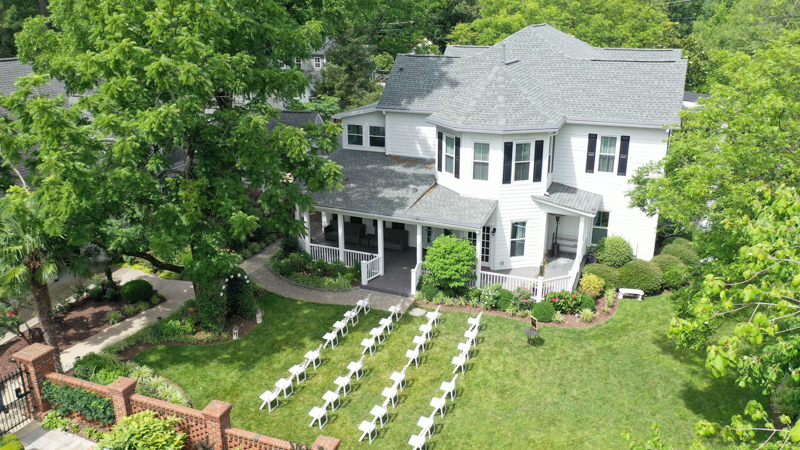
437 132 443 172
533 140 544 182
617 135 630 176
454 137 461 179
503 142 513 184
585 133 597 173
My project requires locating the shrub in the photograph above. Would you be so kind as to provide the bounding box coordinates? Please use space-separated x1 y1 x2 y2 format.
579 293 596 312
135 301 149 312
496 289 514 312
106 310 123 325
663 265 691 290
582 264 620 290
88 286 104 300
422 235 477 296
660 243 700 266
662 236 692 248
83 426 100 441
618 259 664 295
552 311 564 323
74 352 121 381
772 376 800 422
249 242 263 253
605 288 617 302
123 305 137 317
532 301 556 322
479 283 502 309
580 308 595 323
595 235 634 268
41 410 72 431
120 280 154 305
280 232 303 255
579 273 605 298
224 269 256 319
419 281 440 302
196 281 228 334
97 410 186 450
241 249 253 259
124 362 154 382
42 381 116 425
105 288 117 299
546 290 583 314
90 366 127 385
150 294 161 306
513 287 535 312
0 434 24 450
650 254 684 274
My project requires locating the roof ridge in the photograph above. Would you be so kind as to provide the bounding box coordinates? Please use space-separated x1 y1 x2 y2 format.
0 57 20 62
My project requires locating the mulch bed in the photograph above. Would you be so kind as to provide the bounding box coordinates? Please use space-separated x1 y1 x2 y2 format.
0 294 166 374
412 295 619 328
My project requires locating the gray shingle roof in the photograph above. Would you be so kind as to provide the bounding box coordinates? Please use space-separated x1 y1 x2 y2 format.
443 45 490 58
267 111 323 129
0 58 70 117
311 149 496 229
531 182 602 215
378 24 687 130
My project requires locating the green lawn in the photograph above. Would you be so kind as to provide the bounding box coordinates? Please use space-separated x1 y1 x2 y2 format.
135 294 764 449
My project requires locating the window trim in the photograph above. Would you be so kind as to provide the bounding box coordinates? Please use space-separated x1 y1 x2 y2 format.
513 142 532 182
592 211 610 244
547 135 555 174
346 124 364 146
369 126 386 147
295 57 302 68
596 135 620 174
444 134 456 175
472 141 490 181
314 57 322 68
509 221 527 258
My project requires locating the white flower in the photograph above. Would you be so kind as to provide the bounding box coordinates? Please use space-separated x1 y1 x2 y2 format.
220 292 224 296
237 273 241 277
222 285 226 290
246 280 250 284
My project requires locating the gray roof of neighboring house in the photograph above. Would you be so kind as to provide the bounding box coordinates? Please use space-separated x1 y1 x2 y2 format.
267 110 323 129
683 92 710 102
442 45 490 58
0 58 70 116
531 182 602 215
377 24 687 130
311 149 496 229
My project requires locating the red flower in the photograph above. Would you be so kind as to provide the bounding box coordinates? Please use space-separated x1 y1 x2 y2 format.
572 296 577 299
327 271 331 275
8 312 14 317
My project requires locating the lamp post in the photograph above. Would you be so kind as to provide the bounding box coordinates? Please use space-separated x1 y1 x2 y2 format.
232 326 239 340
256 310 263 324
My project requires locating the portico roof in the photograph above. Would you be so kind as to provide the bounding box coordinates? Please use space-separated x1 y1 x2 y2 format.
531 182 602 217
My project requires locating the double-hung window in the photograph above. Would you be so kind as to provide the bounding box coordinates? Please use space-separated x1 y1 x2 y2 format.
347 125 363 146
473 143 489 180
314 57 322 68
445 136 455 174
514 143 531 181
598 136 617 173
510 222 526 257
369 126 385 147
592 211 610 244
295 57 302 68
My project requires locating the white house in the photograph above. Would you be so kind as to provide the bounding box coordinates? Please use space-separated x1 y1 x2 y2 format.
298 24 687 295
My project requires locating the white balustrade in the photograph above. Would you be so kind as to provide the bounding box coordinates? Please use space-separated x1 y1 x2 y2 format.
361 256 382 285
310 243 376 266
410 262 423 295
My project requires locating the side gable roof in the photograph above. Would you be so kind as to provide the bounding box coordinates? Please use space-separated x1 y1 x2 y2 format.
0 58 70 117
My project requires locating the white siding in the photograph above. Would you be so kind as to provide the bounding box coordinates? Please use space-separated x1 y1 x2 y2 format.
340 112 386 153
385 112 437 159
550 124 668 260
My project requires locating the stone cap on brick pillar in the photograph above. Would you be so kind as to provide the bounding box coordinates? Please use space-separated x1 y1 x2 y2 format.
202 400 232 422
107 377 137 396
313 435 341 450
13 343 57 368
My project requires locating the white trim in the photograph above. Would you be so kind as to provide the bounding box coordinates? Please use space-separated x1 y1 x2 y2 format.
443 134 456 175
509 220 528 258
332 104 378 119
346 123 365 147
566 118 670 129
315 206 491 232
368 125 386 148
512 142 532 183
595 135 620 174
591 211 610 244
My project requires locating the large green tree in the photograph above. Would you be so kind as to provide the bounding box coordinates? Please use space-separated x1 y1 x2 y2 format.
692 0 800 54
0 0 40 57
6 0 343 296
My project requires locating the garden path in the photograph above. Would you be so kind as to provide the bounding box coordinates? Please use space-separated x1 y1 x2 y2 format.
15 420 94 450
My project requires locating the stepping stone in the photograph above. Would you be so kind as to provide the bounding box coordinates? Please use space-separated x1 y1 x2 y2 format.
408 307 427 317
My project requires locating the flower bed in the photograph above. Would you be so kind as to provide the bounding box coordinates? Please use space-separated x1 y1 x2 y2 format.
267 250 360 291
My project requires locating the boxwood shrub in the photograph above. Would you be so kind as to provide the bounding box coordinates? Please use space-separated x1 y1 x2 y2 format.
496 288 514 312
595 235 634 268
532 301 556 322
579 293 596 311
120 280 154 305
618 259 664 295
659 243 699 266
582 264 620 290
663 265 691 290
662 236 692 248
650 254 684 274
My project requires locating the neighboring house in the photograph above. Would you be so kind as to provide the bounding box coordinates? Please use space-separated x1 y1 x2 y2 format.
297 24 687 295
282 43 330 102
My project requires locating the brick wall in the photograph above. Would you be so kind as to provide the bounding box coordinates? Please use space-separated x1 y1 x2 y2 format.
14 345 340 450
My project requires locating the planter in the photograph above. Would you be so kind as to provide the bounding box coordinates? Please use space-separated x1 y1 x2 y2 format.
586 254 597 264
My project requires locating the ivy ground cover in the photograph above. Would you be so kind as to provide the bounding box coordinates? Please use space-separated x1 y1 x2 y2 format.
135 294 764 449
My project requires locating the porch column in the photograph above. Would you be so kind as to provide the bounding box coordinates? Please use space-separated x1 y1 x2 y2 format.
303 210 312 253
337 213 345 262
294 205 304 251
475 232 482 288
321 212 329 227
539 211 549 259
416 224 423 266
377 219 385 275
576 215 587 264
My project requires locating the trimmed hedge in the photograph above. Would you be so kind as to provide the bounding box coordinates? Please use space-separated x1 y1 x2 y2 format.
595 235 634 268
120 280 154 305
0 435 23 450
582 264 620 290
496 289 514 312
618 259 664 295
42 381 116 425
660 243 699 266
532 301 556 322
663 265 691 290
580 293 596 311
650 254 684 273
662 236 692 248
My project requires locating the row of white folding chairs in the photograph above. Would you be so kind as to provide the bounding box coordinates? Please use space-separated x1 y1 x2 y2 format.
453 312 481 375
360 299 402 355
323 294 372 349
258 341 324 412
308 355 366 429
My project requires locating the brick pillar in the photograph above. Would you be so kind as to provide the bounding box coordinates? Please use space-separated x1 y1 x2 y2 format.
313 436 341 450
107 377 137 423
13 344 57 419
202 400 232 450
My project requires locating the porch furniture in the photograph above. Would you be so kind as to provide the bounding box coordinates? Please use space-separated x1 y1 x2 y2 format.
275 378 293 398
618 288 644 301
371 404 388 427
334 375 352 396
305 344 322 369
525 316 541 347
413 335 427 353
457 341 471 359
348 356 364 380
390 370 407 391
441 374 458 401
259 388 280 412
323 332 338 349
430 396 447 417
553 233 579 253
360 234 375 246
309 406 328 429
289 359 309 384
322 390 340 411
418 415 436 437
334 319 349 337
452 352 467 374
406 348 420 367
361 337 376 355
382 386 398 407
425 305 441 326
379 317 394 334
323 222 366 245
357 294 371 314
359 420 377 443
344 308 358 326
409 434 427 450
382 227 409 251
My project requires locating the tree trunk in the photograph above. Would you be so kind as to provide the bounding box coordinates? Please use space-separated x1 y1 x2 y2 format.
37 0 49 16
30 279 63 373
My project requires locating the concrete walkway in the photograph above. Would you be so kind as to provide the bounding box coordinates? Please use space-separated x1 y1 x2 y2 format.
15 420 94 450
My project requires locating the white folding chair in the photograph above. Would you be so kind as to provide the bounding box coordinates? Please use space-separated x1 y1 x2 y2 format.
389 300 403 321
357 293 372 314
419 323 433 341
431 395 447 418
275 378 293 398
309 406 328 429
406 347 420 368
379 317 394 334
468 312 482 331
359 420 377 443
323 331 338 349
440 374 457 401
464 329 478 347
362 337 376 355
418 414 435 437
348 356 364 380
413 335 427 353
409 433 427 450
426 305 441 327
334 319 349 337
289 359 309 384
390 370 406 391
371 404 388 428
370 327 385 344
322 390 340 412
335 375 352 396
382 386 398 408
305 344 322 369
452 352 467 375
344 308 358 326
259 388 280 412
457 341 471 360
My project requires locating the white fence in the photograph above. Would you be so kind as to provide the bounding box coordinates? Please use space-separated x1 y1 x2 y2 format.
479 272 538 292
410 262 424 295
309 244 376 267
361 256 382 285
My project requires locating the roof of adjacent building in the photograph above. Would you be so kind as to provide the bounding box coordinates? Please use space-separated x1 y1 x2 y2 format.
375 24 687 130
0 58 70 116
531 182 602 216
267 110 323 129
312 149 496 229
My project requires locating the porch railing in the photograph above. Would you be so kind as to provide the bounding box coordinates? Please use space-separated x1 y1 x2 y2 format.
361 256 382 285
480 272 538 292
309 243 376 267
410 262 424 295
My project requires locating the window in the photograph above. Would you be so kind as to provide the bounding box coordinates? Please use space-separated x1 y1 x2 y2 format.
295 57 302 68
473 143 489 180
425 226 432 243
468 232 477 247
369 126 385 147
510 222 526 257
349 217 362 224
514 143 531 181
314 57 322 68
445 136 455 174
592 211 610 244
481 226 491 263
347 124 363 146
391 222 405 230
598 136 617 173
548 136 555 173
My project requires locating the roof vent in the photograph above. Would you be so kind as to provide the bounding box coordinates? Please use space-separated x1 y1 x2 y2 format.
406 185 418 195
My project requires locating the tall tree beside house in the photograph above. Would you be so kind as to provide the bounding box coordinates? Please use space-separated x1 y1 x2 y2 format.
10 0 343 302
313 29 383 109
691 0 800 54
0 0 41 57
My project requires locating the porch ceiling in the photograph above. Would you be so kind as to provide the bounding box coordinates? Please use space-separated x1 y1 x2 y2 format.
531 182 602 217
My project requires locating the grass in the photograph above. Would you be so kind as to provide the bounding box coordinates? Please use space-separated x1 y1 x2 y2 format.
135 293 765 449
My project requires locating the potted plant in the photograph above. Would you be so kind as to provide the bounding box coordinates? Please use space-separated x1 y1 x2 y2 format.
586 244 598 264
